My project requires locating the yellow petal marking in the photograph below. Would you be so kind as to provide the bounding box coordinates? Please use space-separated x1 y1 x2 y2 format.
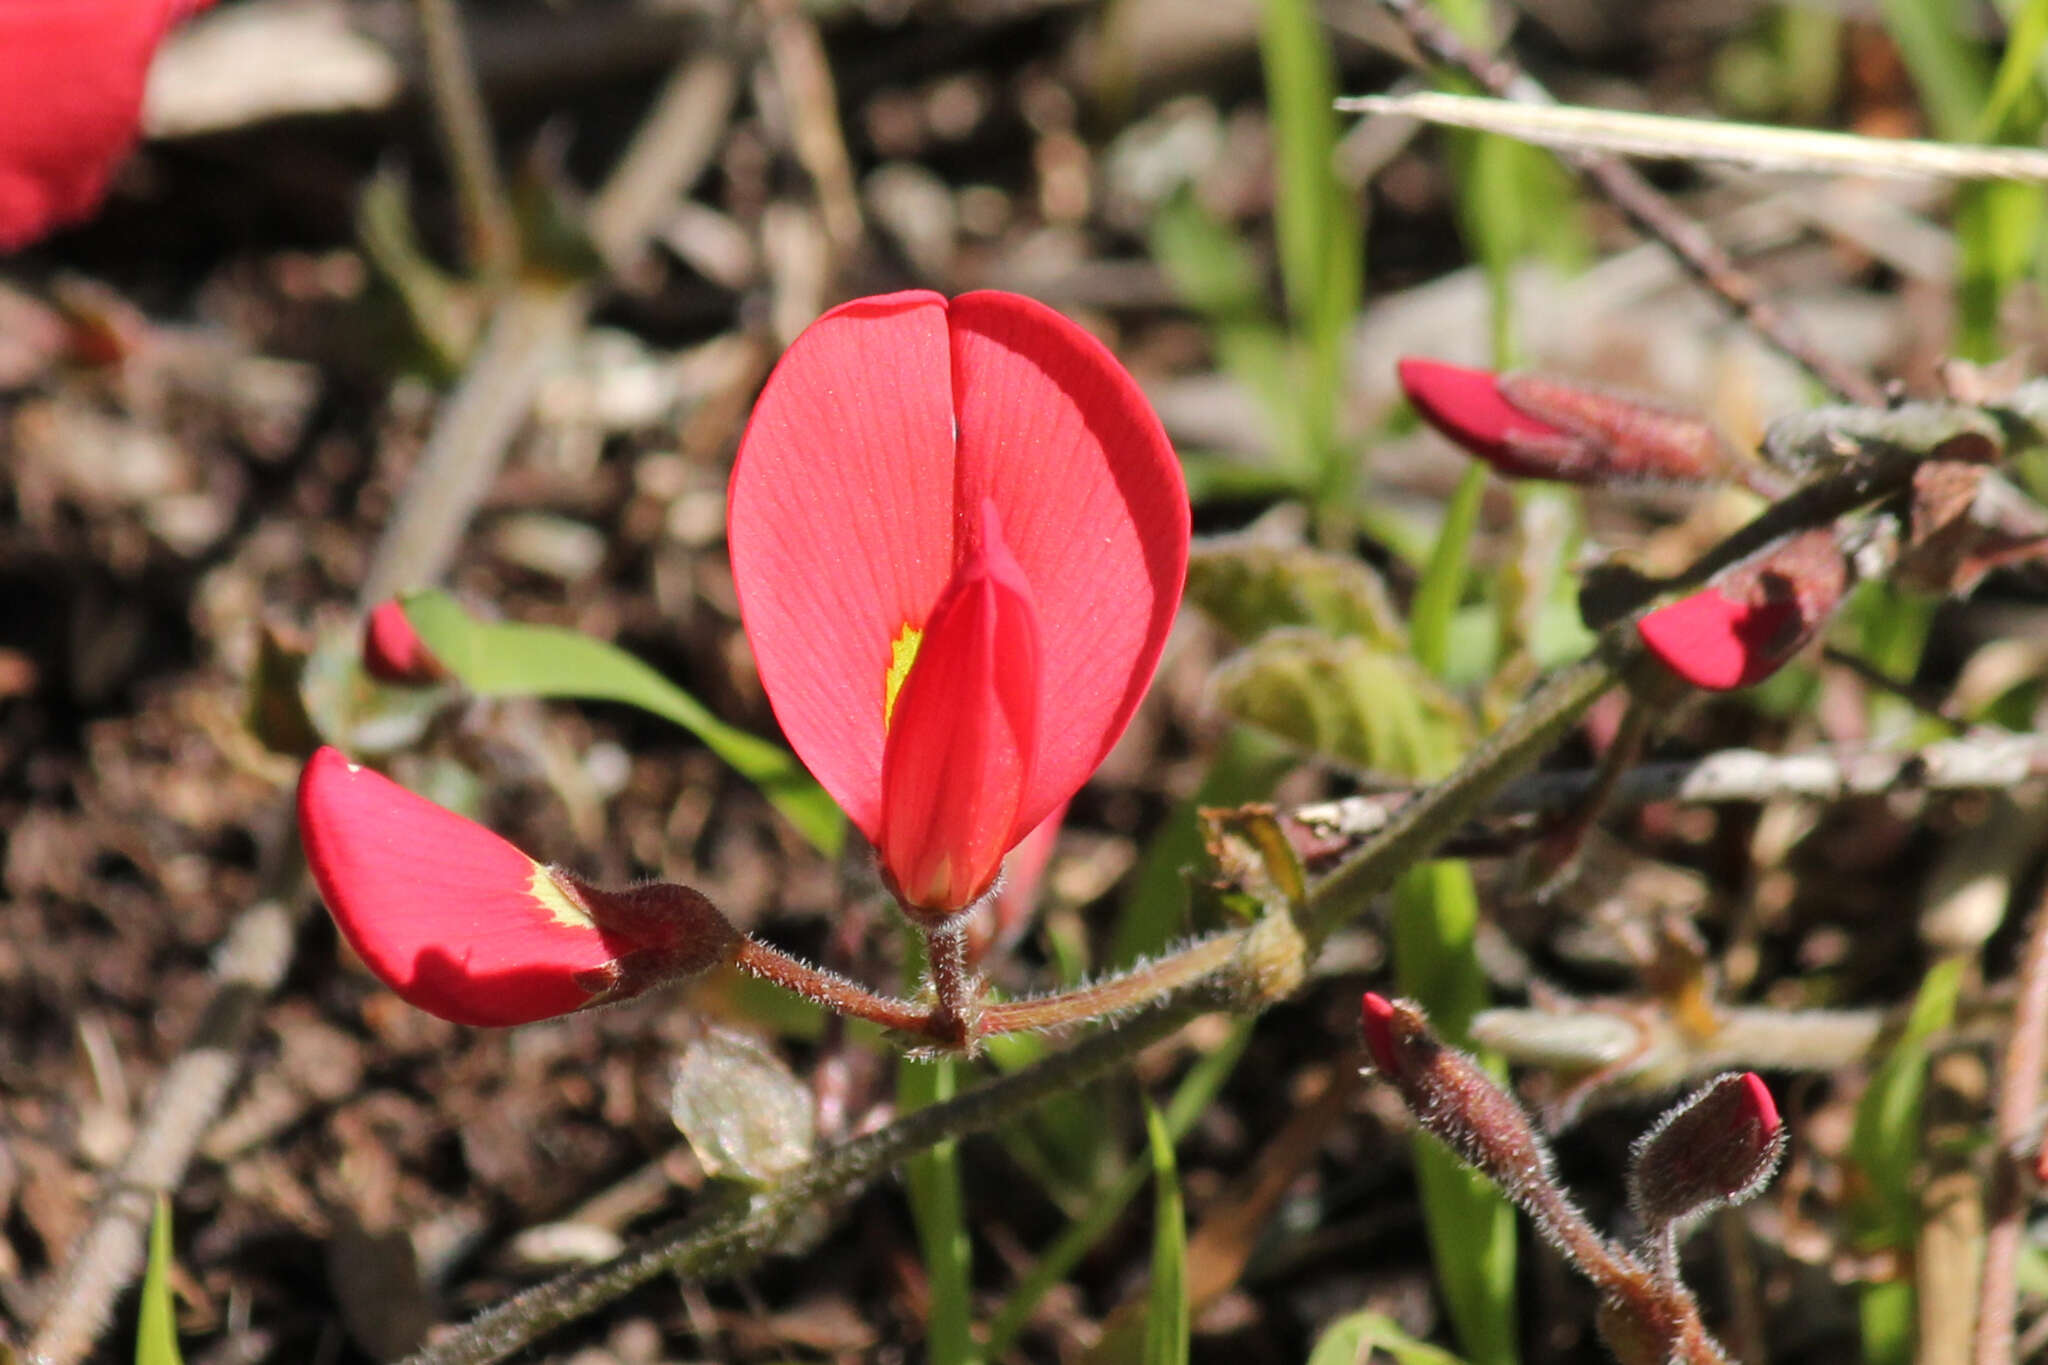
884 622 924 730
528 863 596 931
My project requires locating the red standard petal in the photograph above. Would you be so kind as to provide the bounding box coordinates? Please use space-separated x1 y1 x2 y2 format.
877 502 1041 916
0 0 187 251
299 747 646 1026
729 291 958 838
361 600 447 685
1398 357 1577 479
948 292 1188 833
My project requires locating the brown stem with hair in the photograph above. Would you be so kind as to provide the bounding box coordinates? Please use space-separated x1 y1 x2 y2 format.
920 918 976 1048
731 936 941 1039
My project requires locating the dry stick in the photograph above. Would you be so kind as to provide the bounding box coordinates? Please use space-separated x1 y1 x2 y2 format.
414 0 519 279
1373 0 1884 408
1297 730 2048 842
1972 877 2048 1365
25 48 739 1365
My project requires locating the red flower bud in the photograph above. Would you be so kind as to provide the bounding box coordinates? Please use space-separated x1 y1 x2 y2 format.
297 747 739 1026
1636 528 1847 690
1398 358 1740 486
1628 1071 1787 1235
361 600 449 686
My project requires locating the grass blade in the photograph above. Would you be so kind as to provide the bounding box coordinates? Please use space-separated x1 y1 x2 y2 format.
1141 1102 1190 1365
136 1197 183 1365
900 1054 979 1365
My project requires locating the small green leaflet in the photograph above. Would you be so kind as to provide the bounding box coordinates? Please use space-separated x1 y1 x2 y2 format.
399 590 842 854
1142 1101 1190 1365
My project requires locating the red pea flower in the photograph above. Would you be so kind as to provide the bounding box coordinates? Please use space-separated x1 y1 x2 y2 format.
298 748 739 1026
728 290 1188 920
0 0 213 251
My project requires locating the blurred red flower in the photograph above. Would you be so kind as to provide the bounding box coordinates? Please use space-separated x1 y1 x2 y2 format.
0 0 212 250
728 290 1188 917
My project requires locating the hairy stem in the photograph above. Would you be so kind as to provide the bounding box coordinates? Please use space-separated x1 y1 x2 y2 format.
396 995 1214 1365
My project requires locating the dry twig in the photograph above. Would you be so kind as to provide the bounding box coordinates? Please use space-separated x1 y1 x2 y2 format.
1368 0 1884 407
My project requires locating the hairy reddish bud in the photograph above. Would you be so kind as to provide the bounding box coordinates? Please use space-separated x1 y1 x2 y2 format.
1359 993 1557 1208
1399 357 1741 486
1629 1072 1787 1236
1637 528 1847 690
361 600 449 685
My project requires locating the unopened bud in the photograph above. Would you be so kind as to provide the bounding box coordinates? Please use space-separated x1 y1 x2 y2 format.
1636 527 1847 690
1399 358 1742 486
362 600 449 686
1359 993 1556 1207
1628 1071 1786 1236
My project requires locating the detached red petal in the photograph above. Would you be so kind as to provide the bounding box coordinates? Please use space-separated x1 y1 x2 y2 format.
1398 357 1575 479
0 0 201 250
877 502 1041 915
361 600 448 685
298 747 729 1026
730 290 1187 861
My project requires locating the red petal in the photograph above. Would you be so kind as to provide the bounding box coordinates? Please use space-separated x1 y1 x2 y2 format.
1636 588 1796 691
1360 992 1400 1076
0 1 183 251
1398 357 1575 477
1737 1072 1780 1143
299 747 647 1026
947 292 1187 832
877 501 1041 915
730 291 1188 847
729 291 958 838
361 600 447 685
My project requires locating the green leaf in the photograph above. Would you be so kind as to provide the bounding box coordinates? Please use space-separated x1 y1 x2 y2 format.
1975 0 2048 139
137 1196 184 1365
1307 1309 1469 1365
985 1022 1255 1356
1875 0 1991 142
1141 1102 1191 1365
901 1054 979 1365
1259 0 1363 510
1186 538 1404 647
1848 955 1966 1365
1210 629 1473 776
1410 466 1488 678
1151 188 1266 324
399 590 843 854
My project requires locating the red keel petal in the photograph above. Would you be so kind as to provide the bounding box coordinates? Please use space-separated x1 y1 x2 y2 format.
877 502 1041 916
